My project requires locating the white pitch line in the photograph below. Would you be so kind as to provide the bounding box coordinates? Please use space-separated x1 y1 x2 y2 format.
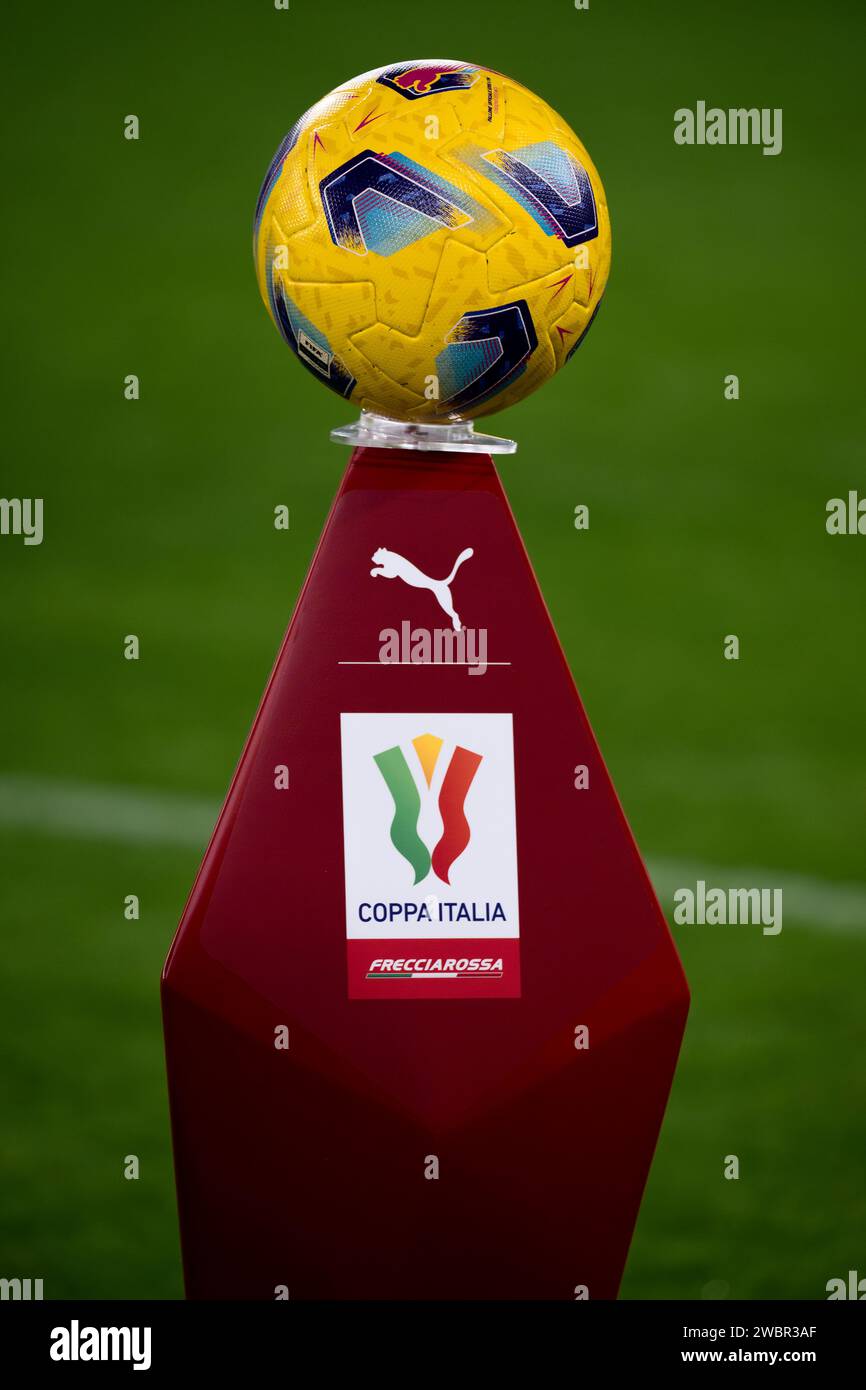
647 858 866 936
0 774 863 934
0 774 215 849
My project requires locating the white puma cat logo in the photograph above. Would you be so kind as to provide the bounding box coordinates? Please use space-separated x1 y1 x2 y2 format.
370 546 474 632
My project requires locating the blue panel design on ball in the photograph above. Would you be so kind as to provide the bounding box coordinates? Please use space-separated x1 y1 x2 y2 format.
253 114 308 249
565 299 603 363
510 142 585 206
462 139 599 247
385 154 481 218
320 150 474 255
353 189 438 258
436 300 538 411
437 339 503 402
266 254 356 399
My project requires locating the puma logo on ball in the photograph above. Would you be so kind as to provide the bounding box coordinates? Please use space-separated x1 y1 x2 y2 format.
370 546 474 632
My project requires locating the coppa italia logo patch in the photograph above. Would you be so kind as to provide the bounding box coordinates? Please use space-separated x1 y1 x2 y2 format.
340 713 521 999
374 734 481 885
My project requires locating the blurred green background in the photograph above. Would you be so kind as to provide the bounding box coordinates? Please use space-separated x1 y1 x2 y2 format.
1 0 864 1299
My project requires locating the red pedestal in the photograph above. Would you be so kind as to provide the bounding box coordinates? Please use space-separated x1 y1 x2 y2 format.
162 447 688 1300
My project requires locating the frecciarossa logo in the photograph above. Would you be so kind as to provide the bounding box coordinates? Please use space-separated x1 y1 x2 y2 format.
374 733 480 884
366 956 504 982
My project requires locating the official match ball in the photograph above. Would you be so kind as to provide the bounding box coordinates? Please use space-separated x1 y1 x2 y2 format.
253 60 611 422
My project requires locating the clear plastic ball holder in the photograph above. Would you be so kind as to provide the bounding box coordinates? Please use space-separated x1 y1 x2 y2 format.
330 409 518 455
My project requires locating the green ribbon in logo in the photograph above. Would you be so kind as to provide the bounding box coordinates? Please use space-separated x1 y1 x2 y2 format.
373 746 431 885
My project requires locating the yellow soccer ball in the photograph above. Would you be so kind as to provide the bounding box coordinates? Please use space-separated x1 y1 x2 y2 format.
253 60 611 422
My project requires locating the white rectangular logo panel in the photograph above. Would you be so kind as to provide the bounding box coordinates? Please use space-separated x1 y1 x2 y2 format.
340 712 520 998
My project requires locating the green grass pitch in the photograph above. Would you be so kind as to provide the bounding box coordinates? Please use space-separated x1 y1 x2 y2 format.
0 0 864 1298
